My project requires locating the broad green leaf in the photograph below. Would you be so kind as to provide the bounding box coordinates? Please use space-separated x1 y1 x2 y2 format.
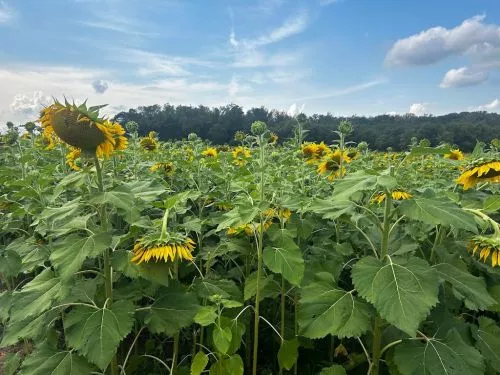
216 204 259 231
90 187 135 212
484 196 500 212
352 256 439 336
20 346 94 375
377 175 398 190
244 272 279 301
209 354 243 375
194 306 217 326
319 365 347 375
298 279 373 339
278 338 299 370
473 317 500 369
4 352 21 375
9 269 68 324
64 300 135 370
212 326 232 354
486 285 500 312
394 329 484 375
0 249 21 277
305 198 354 220
0 291 12 323
399 196 477 233
34 199 81 226
124 180 167 202
50 214 94 236
191 351 209 375
50 233 112 280
219 316 246 355
332 171 378 201
112 250 141 279
193 278 243 302
1 310 59 347
264 228 304 286
433 263 495 310
144 283 200 335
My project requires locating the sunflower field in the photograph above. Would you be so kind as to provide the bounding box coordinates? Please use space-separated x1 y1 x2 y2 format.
1 100 500 375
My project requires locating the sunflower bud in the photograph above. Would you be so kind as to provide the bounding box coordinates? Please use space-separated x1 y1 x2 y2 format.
251 121 267 136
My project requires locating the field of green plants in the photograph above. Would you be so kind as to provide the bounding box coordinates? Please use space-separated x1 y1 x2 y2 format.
1 100 500 375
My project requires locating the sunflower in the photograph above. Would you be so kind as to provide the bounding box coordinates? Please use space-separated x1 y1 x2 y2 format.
202 147 218 157
232 146 251 166
131 233 195 264
39 100 127 158
301 143 318 162
315 142 331 159
444 149 464 161
140 135 158 151
150 162 174 175
467 235 500 267
66 148 82 171
346 148 360 160
317 150 351 181
456 158 500 190
371 190 413 204
269 132 279 145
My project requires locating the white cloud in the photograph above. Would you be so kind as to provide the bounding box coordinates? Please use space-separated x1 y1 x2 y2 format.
240 10 309 49
232 49 302 68
385 15 500 67
440 67 488 88
287 103 306 117
228 76 239 96
0 1 15 24
294 78 387 101
475 98 500 112
9 91 51 115
92 80 109 93
256 0 286 15
408 103 428 116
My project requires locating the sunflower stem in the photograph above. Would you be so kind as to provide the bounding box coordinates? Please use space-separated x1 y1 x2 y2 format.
171 260 180 375
93 155 117 375
160 209 169 241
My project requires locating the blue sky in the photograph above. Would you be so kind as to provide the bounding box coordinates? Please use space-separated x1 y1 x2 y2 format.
0 0 499 126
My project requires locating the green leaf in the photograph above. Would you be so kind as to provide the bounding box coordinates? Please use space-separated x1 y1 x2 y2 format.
278 338 299 370
263 228 304 286
483 196 500 212
298 279 373 339
473 317 500 369
90 186 135 212
191 351 209 375
0 291 12 323
144 283 200 335
19 346 94 375
305 199 354 220
193 278 243 302
243 272 279 301
0 249 21 277
64 300 135 370
50 233 112 280
319 365 347 375
112 250 141 279
9 269 68 324
216 204 259 231
1 310 59 347
352 256 439 336
399 196 477 233
34 199 81 226
377 175 398 190
407 145 451 157
194 306 218 326
212 326 232 354
209 354 243 375
4 352 21 375
332 171 378 201
433 263 495 310
220 316 245 355
394 329 484 375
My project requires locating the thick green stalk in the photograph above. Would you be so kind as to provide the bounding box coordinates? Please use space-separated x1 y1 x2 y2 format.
370 191 392 375
170 261 180 375
279 276 286 375
252 135 266 375
93 156 117 375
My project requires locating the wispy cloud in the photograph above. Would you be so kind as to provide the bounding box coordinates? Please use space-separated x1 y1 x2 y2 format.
255 0 286 15
0 1 15 25
294 78 387 101
80 20 157 36
238 10 310 49
319 0 342 6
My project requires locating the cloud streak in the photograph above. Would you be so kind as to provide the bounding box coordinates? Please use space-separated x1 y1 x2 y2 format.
293 78 387 101
0 1 15 25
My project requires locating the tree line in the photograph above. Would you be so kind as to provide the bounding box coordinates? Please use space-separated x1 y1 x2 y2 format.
103 103 500 151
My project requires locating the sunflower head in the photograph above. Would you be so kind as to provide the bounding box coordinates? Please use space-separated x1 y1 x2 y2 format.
467 235 500 267
371 190 412 204
131 232 195 265
444 149 464 161
346 148 360 160
302 143 318 161
66 148 82 171
232 146 251 166
140 136 159 151
268 132 279 145
202 147 218 157
150 162 174 175
456 156 500 190
39 100 127 157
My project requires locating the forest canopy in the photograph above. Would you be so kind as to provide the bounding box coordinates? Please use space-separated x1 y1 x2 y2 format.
114 103 500 151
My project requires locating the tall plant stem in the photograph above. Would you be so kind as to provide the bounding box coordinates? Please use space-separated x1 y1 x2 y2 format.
93 155 117 375
170 261 180 375
279 275 286 375
370 191 392 375
252 135 266 375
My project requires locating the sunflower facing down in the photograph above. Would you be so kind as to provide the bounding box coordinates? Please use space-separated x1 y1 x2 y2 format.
140 135 159 151
202 147 218 157
467 235 500 267
456 158 500 190
150 162 174 175
371 190 413 204
39 100 127 158
317 150 351 181
131 232 195 264
444 149 464 161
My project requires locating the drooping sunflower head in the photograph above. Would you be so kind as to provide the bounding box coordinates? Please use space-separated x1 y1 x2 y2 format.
150 162 174 175
444 149 464 161
371 190 413 204
302 143 318 161
268 132 279 145
317 150 351 177
140 135 159 151
131 232 195 265
315 142 331 158
346 148 360 160
456 157 500 190
39 100 127 157
202 147 218 157
467 235 500 267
